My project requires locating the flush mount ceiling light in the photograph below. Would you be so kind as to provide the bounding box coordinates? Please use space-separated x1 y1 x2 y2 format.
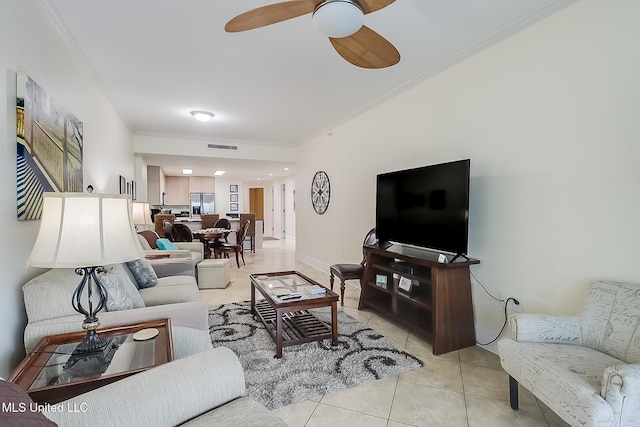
190 110 214 123
182 169 192 175
312 0 364 38
214 170 226 176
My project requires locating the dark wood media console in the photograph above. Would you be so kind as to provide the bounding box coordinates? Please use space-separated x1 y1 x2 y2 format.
359 244 480 355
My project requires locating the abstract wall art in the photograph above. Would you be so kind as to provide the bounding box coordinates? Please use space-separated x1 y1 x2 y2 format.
17 73 83 220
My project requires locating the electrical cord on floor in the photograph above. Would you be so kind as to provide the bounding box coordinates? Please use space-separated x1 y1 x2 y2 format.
470 270 521 345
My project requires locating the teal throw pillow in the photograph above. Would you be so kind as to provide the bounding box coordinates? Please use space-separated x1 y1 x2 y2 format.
156 238 179 250
125 258 158 289
100 271 145 311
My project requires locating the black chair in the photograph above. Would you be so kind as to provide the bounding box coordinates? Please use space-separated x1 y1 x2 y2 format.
163 220 174 241
329 228 377 306
214 220 250 268
170 223 193 242
213 217 231 230
213 218 232 243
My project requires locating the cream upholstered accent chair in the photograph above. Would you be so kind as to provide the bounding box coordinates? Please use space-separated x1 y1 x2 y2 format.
498 281 640 427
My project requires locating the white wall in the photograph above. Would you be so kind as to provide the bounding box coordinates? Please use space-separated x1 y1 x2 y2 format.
295 0 640 349
0 0 133 377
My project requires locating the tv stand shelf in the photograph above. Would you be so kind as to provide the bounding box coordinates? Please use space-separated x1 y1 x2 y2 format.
358 244 479 355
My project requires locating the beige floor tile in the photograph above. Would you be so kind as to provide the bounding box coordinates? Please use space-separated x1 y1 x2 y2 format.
459 345 502 370
461 364 539 406
398 358 463 392
341 305 374 324
306 403 388 427
465 395 549 427
270 400 318 427
320 376 398 419
386 421 418 427
390 381 468 427
461 364 509 401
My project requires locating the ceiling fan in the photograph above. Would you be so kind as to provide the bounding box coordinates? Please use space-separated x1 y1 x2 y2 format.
225 0 400 69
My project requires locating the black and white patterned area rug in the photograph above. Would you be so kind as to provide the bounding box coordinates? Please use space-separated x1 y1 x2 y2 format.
208 301 423 409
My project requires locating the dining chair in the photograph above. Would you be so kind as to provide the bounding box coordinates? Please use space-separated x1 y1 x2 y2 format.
171 223 193 242
154 214 175 238
163 220 174 241
329 228 377 306
213 220 250 268
213 218 232 243
200 214 219 229
239 213 256 252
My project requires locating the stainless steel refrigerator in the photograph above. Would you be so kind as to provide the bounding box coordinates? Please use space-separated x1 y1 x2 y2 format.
191 193 214 216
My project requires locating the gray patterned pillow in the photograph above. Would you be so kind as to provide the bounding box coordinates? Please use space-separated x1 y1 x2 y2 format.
100 272 145 311
125 258 158 289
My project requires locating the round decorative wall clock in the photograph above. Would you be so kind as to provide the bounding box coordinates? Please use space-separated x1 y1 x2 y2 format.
311 170 330 215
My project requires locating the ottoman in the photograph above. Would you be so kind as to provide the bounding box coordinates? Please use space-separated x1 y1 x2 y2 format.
197 258 231 289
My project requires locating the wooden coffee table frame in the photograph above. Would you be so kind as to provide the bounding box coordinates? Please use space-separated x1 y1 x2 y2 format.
250 271 339 358
8 318 173 404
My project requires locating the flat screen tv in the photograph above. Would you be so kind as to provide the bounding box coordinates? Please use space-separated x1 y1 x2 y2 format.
375 159 470 257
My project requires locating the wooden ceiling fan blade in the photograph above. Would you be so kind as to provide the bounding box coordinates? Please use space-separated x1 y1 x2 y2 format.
358 0 396 14
329 26 400 69
225 0 318 33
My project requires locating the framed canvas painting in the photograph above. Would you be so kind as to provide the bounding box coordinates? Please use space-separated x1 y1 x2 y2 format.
16 73 83 220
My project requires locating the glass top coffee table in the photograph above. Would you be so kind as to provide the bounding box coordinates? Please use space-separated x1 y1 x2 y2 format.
250 271 339 358
8 319 173 404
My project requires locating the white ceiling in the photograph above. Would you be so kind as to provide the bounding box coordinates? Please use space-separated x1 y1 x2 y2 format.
45 0 576 178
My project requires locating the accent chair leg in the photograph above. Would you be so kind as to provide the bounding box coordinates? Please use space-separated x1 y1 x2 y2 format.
329 273 335 291
340 280 346 306
509 375 519 410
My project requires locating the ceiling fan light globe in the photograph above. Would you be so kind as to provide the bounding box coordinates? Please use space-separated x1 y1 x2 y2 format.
313 0 364 39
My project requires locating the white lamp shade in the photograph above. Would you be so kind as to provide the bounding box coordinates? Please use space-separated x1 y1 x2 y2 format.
131 201 153 226
28 193 144 268
313 0 364 38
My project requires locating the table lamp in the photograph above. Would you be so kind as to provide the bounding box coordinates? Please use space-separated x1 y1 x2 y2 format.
27 193 143 368
131 201 153 230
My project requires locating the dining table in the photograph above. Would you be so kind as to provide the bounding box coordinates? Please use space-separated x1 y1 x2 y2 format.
192 227 231 258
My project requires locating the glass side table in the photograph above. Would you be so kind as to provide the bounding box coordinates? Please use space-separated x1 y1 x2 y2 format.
8 318 173 404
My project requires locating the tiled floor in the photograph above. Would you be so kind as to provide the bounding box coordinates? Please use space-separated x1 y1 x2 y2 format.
199 239 568 427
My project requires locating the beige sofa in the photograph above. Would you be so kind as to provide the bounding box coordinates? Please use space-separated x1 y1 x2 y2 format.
137 230 204 265
22 262 212 360
3 347 286 426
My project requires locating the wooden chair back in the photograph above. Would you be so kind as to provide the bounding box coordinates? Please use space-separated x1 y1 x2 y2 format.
200 214 219 229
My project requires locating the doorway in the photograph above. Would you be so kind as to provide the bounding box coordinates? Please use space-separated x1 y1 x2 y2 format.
249 187 264 235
